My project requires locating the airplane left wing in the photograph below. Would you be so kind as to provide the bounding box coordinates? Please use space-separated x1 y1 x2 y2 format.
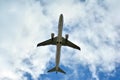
37 37 57 47
62 37 81 50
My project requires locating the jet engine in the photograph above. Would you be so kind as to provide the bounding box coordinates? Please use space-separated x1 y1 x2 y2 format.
51 33 54 40
65 34 69 40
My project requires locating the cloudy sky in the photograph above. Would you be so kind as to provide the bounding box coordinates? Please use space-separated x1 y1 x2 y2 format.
0 0 120 80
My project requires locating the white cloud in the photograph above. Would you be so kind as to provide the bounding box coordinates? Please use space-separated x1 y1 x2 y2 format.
0 0 120 80
0 0 53 79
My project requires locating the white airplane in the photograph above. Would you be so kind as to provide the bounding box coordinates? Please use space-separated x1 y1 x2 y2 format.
37 14 81 74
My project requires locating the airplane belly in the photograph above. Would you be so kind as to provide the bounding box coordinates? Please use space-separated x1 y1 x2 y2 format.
56 44 61 67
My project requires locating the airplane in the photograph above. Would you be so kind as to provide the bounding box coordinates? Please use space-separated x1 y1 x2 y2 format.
37 14 81 74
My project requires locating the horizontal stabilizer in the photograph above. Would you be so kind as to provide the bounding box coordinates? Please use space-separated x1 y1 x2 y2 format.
48 67 66 74
58 67 66 74
48 67 56 72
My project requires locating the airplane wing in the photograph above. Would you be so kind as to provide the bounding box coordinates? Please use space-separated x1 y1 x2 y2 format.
37 37 57 47
62 37 81 50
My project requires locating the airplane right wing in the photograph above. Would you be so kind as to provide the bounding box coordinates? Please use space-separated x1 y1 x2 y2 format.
62 37 81 50
37 37 57 47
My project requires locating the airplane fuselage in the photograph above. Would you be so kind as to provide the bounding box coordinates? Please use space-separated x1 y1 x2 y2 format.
56 14 63 70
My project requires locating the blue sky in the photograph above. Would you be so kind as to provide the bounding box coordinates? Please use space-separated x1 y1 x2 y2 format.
0 0 120 80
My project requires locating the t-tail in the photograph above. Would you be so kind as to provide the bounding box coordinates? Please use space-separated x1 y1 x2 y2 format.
48 66 66 74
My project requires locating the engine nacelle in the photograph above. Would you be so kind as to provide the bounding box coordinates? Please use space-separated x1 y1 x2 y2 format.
65 34 69 40
51 33 54 39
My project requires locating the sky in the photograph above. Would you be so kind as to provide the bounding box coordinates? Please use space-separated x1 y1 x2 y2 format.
0 0 120 80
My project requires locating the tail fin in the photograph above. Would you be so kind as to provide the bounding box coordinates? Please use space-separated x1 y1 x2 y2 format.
48 67 66 74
